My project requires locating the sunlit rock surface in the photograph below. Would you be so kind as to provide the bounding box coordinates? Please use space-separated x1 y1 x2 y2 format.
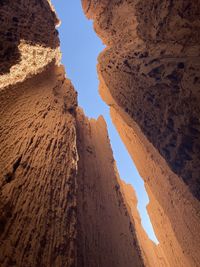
0 64 78 267
1 0 200 266
82 0 200 266
76 109 145 267
0 1 167 267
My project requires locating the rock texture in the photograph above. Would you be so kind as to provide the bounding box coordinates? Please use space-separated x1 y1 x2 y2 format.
0 1 78 266
76 110 145 267
111 108 198 267
1 0 200 266
82 0 200 266
0 0 60 89
119 180 170 267
0 64 78 267
0 1 165 267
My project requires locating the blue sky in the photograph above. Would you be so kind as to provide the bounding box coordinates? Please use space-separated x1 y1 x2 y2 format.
51 0 158 244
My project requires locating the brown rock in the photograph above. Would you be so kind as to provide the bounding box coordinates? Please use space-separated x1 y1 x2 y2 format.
119 180 170 267
1 0 200 266
0 0 61 89
76 109 145 267
82 0 200 266
111 107 198 267
0 64 78 267
0 1 155 266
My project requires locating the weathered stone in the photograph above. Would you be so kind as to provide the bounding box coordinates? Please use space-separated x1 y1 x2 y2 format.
1 0 200 266
82 0 200 266
0 1 156 266
0 64 78 267
76 109 145 267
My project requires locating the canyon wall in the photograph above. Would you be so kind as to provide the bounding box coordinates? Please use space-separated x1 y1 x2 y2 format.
76 109 144 267
1 0 200 266
0 64 78 267
0 1 167 266
82 0 200 266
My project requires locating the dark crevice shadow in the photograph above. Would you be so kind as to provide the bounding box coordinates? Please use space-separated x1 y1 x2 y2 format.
0 0 60 75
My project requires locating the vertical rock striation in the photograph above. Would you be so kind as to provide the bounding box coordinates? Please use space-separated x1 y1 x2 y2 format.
0 1 78 266
76 109 145 267
1 0 200 266
82 0 200 266
0 65 78 267
0 1 167 266
119 180 170 267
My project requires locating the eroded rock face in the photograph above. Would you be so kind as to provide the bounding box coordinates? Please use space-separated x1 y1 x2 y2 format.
0 1 79 265
0 1 157 267
119 180 170 267
76 109 145 267
111 108 198 267
83 0 200 199
0 64 78 267
1 0 200 266
0 0 60 89
82 0 200 266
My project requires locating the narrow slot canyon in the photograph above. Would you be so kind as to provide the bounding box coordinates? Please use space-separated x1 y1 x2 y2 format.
0 1 200 267
51 1 158 245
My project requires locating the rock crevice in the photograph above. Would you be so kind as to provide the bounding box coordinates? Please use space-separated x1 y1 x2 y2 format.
82 0 200 266
0 1 199 266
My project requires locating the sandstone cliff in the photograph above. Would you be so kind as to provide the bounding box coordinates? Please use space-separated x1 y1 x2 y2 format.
1 0 200 266
76 109 145 267
0 64 79 267
0 1 163 266
82 0 200 266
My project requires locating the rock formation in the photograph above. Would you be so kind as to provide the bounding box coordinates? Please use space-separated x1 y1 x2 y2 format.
0 64 78 267
82 0 200 266
0 1 166 267
76 110 145 267
0 0 200 266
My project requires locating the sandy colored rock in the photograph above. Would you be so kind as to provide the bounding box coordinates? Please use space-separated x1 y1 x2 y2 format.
82 0 200 266
1 0 200 266
0 0 61 89
0 2 79 266
111 107 199 267
83 0 200 198
76 109 145 267
0 64 78 267
0 1 156 266
119 180 170 267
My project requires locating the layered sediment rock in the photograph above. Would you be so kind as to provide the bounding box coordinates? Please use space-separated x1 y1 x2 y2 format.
82 0 200 266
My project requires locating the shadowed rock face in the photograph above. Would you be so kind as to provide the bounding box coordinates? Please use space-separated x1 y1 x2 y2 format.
82 0 200 266
0 0 59 75
99 47 200 200
0 1 159 267
83 0 200 200
1 0 200 266
0 64 78 267
76 110 145 267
